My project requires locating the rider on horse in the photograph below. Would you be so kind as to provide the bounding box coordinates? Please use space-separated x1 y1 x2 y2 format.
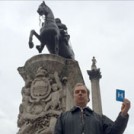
55 18 70 46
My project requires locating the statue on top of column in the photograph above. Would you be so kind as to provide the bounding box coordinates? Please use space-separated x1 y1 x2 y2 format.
91 56 97 70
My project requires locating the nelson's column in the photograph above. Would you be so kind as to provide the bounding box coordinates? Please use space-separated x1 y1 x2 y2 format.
87 57 102 115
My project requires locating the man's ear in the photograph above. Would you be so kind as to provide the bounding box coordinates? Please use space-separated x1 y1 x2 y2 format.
88 98 90 102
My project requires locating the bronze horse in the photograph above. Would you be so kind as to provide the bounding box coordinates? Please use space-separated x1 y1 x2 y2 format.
28 1 75 59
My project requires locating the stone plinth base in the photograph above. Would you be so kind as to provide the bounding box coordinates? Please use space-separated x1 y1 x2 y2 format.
17 54 84 134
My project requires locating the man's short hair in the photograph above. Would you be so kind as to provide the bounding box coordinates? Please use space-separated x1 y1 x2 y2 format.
74 83 90 98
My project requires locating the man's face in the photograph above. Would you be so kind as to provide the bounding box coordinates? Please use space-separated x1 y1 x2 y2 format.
73 85 89 107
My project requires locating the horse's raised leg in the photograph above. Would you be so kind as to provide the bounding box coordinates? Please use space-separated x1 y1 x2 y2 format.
28 30 41 49
29 30 34 48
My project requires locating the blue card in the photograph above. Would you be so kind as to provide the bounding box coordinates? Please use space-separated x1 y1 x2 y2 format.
116 89 125 102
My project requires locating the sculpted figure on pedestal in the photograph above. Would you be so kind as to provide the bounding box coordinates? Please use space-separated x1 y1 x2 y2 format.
28 1 75 59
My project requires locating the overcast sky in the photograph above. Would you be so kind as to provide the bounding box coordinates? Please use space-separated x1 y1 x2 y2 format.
0 0 134 134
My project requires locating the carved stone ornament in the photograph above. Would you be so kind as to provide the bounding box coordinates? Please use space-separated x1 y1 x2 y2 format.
17 67 67 134
30 76 51 101
17 54 84 134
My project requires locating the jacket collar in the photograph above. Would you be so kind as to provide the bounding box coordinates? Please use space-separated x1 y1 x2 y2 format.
70 106 93 114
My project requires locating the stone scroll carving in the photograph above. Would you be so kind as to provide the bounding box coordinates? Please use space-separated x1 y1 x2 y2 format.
17 67 68 134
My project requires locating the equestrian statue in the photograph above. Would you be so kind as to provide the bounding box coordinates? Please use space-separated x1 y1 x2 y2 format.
28 1 75 59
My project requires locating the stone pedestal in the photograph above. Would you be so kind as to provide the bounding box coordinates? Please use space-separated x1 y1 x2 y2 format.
17 54 84 134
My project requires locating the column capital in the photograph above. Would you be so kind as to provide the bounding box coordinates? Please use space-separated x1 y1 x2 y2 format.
87 68 102 80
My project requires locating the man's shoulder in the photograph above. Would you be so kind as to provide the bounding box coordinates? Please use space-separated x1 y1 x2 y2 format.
58 110 72 121
61 106 93 115
59 107 78 117
61 110 72 116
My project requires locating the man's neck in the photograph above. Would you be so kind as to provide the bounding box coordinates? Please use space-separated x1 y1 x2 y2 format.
76 105 87 110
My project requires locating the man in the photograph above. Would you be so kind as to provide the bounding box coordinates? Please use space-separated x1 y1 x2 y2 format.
54 83 131 134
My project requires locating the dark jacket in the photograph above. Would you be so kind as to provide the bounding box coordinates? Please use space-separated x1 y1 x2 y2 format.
54 106 129 134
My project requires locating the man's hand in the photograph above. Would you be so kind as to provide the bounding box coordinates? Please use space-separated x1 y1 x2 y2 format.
121 98 131 116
